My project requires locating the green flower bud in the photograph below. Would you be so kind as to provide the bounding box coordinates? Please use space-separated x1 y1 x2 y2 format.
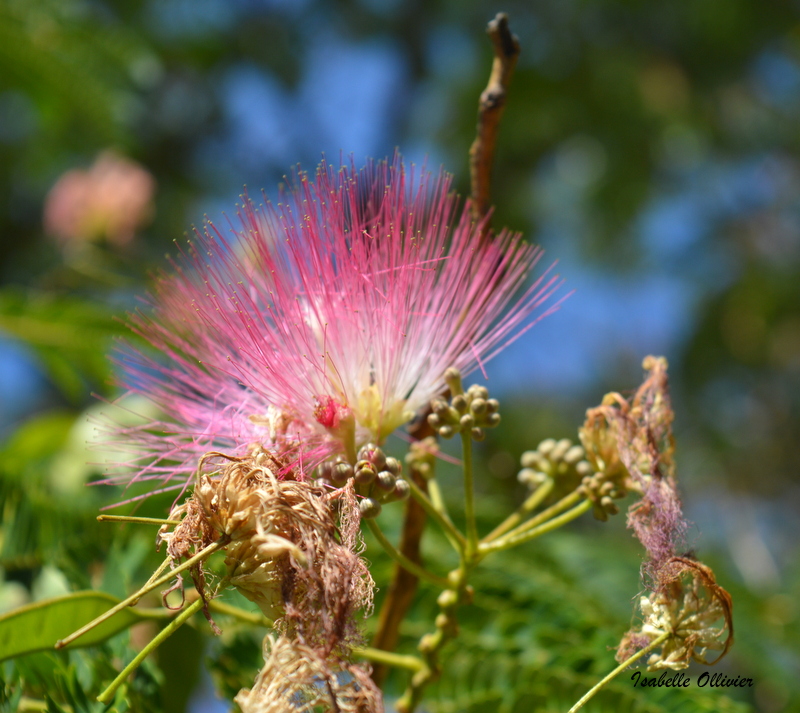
470 397 487 415
384 456 401 476
331 462 354 485
537 438 557 456
375 470 396 493
359 497 382 519
354 461 377 485
392 479 411 501
564 445 586 465
452 394 468 413
439 425 455 439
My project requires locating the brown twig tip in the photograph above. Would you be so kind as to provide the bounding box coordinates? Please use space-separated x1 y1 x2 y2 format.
470 12 521 226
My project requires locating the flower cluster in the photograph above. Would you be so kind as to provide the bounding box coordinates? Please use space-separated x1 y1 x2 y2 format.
110 157 559 499
105 156 559 713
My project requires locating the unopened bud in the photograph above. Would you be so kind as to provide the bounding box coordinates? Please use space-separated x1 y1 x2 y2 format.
439 425 455 439
460 414 475 430
427 413 441 428
392 479 411 501
537 438 557 456
358 443 386 472
431 399 449 416
486 412 501 427
359 498 382 519
331 462 353 486
550 438 572 462
444 367 463 395
471 427 485 441
452 394 468 413
470 398 487 415
576 460 593 477
375 471 396 493
520 451 542 469
354 461 377 485
486 398 500 413
437 589 459 609
564 445 585 465
469 385 489 400
384 457 401 476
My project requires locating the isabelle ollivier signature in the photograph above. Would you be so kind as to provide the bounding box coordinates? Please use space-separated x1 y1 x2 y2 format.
631 671 754 689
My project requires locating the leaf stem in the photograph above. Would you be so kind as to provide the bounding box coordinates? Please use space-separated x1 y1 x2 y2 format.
568 631 672 713
461 432 479 558
56 540 224 649
479 499 592 556
97 515 180 526
482 478 554 543
96 597 205 704
488 488 584 546
365 518 449 588
352 646 425 672
405 477 465 553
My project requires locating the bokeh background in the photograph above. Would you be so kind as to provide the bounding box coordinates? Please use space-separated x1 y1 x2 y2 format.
0 1 798 712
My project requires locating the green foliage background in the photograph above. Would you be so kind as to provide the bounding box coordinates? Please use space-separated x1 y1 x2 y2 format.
1 0 798 711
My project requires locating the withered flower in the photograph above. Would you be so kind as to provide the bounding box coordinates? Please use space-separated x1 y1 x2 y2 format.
618 557 734 671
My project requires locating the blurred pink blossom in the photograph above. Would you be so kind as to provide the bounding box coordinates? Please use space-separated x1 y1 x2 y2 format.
44 151 155 247
107 157 561 500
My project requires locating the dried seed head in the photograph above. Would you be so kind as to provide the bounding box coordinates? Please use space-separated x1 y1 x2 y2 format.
617 558 733 671
236 635 383 713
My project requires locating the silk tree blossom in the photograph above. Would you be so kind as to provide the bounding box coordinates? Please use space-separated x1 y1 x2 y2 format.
110 157 561 495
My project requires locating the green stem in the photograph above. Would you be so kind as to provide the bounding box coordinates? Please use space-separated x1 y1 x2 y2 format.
56 540 224 649
97 597 206 704
427 478 463 553
352 646 425 672
97 514 180 526
568 631 672 713
461 432 479 557
479 499 592 556
405 477 465 553
207 599 272 627
365 518 449 588
494 488 584 544
482 478 554 543
426 478 448 517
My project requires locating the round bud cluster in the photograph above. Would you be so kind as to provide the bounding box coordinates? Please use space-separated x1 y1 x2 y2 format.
427 371 500 442
314 444 410 519
518 437 627 521
518 437 591 497
579 470 627 522
405 436 438 481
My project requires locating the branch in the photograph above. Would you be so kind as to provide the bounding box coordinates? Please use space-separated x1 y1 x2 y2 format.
469 12 521 226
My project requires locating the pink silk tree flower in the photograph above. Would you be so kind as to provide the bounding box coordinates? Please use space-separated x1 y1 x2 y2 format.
110 157 561 497
44 151 154 248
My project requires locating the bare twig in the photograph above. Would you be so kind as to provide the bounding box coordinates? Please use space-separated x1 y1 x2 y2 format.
469 13 521 226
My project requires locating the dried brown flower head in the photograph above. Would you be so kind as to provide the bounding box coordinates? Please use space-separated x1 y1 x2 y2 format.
235 635 383 713
618 557 734 670
580 356 687 587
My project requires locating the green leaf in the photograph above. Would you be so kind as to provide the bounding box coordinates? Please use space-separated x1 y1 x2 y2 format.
0 591 147 661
